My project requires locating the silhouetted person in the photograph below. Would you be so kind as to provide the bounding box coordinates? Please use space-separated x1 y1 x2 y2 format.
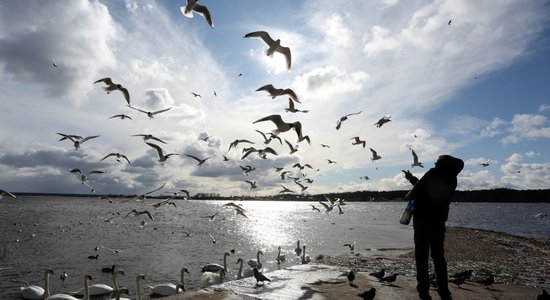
404 154 464 300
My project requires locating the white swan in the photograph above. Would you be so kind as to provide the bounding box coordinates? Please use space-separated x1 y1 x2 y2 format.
236 258 253 279
276 246 286 264
247 250 263 269
21 269 54 299
46 275 93 300
148 267 188 296
135 274 145 300
301 245 311 264
201 252 230 272
109 287 130 300
74 268 123 296
200 268 225 288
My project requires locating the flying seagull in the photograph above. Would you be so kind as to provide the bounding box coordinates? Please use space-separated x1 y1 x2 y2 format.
185 154 211 166
350 137 366 148
136 183 166 200
285 98 309 113
109 114 132 120
124 209 154 221
191 92 202 98
480 160 490 167
374 116 391 128
336 111 361 130
256 84 300 103
93 77 130 105
57 133 99 150
128 105 171 119
285 139 299 154
180 0 214 28
255 130 282 145
132 134 167 144
411 149 423 168
101 152 131 165
244 31 292 70
245 180 257 189
253 114 310 144
370 148 382 161
0 189 16 199
146 142 179 165
50 58 61 72
228 139 255 152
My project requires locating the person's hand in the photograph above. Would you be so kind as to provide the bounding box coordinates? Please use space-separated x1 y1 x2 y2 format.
402 169 414 181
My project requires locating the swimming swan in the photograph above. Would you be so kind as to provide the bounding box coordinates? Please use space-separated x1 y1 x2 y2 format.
74 268 123 295
201 252 230 272
46 275 93 300
247 250 263 269
200 268 225 288
21 269 54 299
276 246 286 264
135 274 146 300
148 267 188 296
236 258 254 279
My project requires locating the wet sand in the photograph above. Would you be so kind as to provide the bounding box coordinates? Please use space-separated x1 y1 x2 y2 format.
165 227 549 299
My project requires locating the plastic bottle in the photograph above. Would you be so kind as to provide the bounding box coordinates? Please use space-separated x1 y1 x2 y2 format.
399 200 414 225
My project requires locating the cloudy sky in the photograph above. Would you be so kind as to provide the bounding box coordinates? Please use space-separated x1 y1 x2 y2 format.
1 0 549 197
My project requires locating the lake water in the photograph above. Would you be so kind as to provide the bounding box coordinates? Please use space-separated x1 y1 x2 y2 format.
0 196 548 299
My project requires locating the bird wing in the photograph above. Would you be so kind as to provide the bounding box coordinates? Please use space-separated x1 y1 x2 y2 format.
152 107 172 115
0 189 16 198
253 114 285 127
193 4 214 28
412 149 419 163
146 142 164 158
80 135 100 143
118 87 130 105
370 148 378 157
244 31 275 46
283 88 299 102
276 46 292 70
143 210 154 221
101 153 115 160
263 147 277 155
318 201 331 210
255 130 268 142
285 140 295 151
87 170 105 176
185 154 201 162
256 84 276 94
145 183 166 195
120 155 131 165
94 77 112 85
128 105 148 114
345 111 362 117
287 98 296 111
68 168 83 175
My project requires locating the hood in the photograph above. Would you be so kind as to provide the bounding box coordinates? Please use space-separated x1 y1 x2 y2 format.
435 155 464 177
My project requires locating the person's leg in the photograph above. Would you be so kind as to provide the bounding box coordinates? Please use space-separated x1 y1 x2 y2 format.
430 222 451 300
414 220 432 299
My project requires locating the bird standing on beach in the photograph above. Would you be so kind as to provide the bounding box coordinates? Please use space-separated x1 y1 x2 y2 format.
369 268 385 279
244 31 292 70
477 274 494 287
357 288 376 300
253 268 271 285
379 273 398 285
449 275 467 287
347 270 356 286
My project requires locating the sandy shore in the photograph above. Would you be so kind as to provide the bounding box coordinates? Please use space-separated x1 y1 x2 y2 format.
166 227 549 299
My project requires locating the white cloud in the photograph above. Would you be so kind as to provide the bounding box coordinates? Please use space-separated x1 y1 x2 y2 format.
501 114 550 144
481 117 507 137
539 104 550 112
292 65 369 100
144 88 174 108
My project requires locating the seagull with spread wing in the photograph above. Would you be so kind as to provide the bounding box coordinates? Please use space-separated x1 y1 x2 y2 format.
411 149 424 168
244 31 292 70
256 84 300 103
245 180 257 189
185 154 211 166
374 116 391 128
124 209 154 221
57 133 99 150
136 183 166 200
253 114 310 144
109 114 132 120
93 77 130 105
370 148 382 161
255 130 282 145
180 0 214 28
228 139 255 152
128 105 171 119
350 137 366 148
146 142 179 165
132 133 167 144
336 111 361 130
285 98 309 113
101 152 131 165
0 189 16 199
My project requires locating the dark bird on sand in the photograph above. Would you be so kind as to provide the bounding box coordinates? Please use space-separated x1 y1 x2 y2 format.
369 268 385 279
450 270 473 280
357 287 376 300
347 270 355 285
449 275 467 287
537 289 550 300
379 273 398 285
253 268 271 285
477 274 494 286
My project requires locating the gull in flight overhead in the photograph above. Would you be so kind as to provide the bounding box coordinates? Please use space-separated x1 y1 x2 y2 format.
293 180 308 192
222 155 230 161
244 31 292 70
293 163 312 170
132 133 167 144
0 189 16 199
256 84 300 103
374 116 391 128
93 77 130 105
327 159 337 164
124 209 154 221
411 149 424 168
336 111 362 130
370 148 382 161
185 154 211 166
253 114 310 144
241 146 278 160
57 133 99 150
350 137 366 148
255 130 282 145
109 114 132 120
228 139 255 152
285 139 299 154
310 205 320 212
285 98 309 113
321 144 330 148
101 152 131 165
136 183 166 200
180 0 214 28
50 58 61 71
69 168 104 184
57 133 82 142
448 19 452 26
279 185 295 194
203 211 220 221
480 160 490 167
343 241 356 251
245 180 257 189
240 165 256 175
223 202 249 218
280 171 290 180
191 92 202 99
318 195 335 212
128 105 171 119
146 142 179 165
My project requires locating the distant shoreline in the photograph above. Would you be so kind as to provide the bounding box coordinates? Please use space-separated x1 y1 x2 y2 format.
8 188 550 203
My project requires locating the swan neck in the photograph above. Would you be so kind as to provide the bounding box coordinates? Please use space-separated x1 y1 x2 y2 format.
136 277 142 300
180 268 185 290
112 271 118 291
238 260 243 278
83 277 90 300
223 254 227 270
44 272 50 297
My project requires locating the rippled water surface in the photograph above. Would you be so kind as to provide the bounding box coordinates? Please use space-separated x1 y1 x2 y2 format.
0 196 548 299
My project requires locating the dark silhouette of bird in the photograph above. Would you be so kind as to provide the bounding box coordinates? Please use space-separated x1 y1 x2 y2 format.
450 270 473 280
374 115 391 128
101 265 116 273
347 270 355 286
256 84 300 103
180 0 214 28
253 268 271 285
343 241 356 251
94 77 130 105
448 19 452 26
537 289 550 300
336 111 361 130
477 274 494 287
191 92 202 98
88 254 99 259
449 275 467 287
244 31 292 70
310 205 321 212
357 287 376 300
379 273 398 285
369 268 385 279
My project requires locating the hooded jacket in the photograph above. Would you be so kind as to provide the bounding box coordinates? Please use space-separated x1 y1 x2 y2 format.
406 155 464 222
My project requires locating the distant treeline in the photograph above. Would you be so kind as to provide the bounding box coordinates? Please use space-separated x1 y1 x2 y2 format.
14 188 550 203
